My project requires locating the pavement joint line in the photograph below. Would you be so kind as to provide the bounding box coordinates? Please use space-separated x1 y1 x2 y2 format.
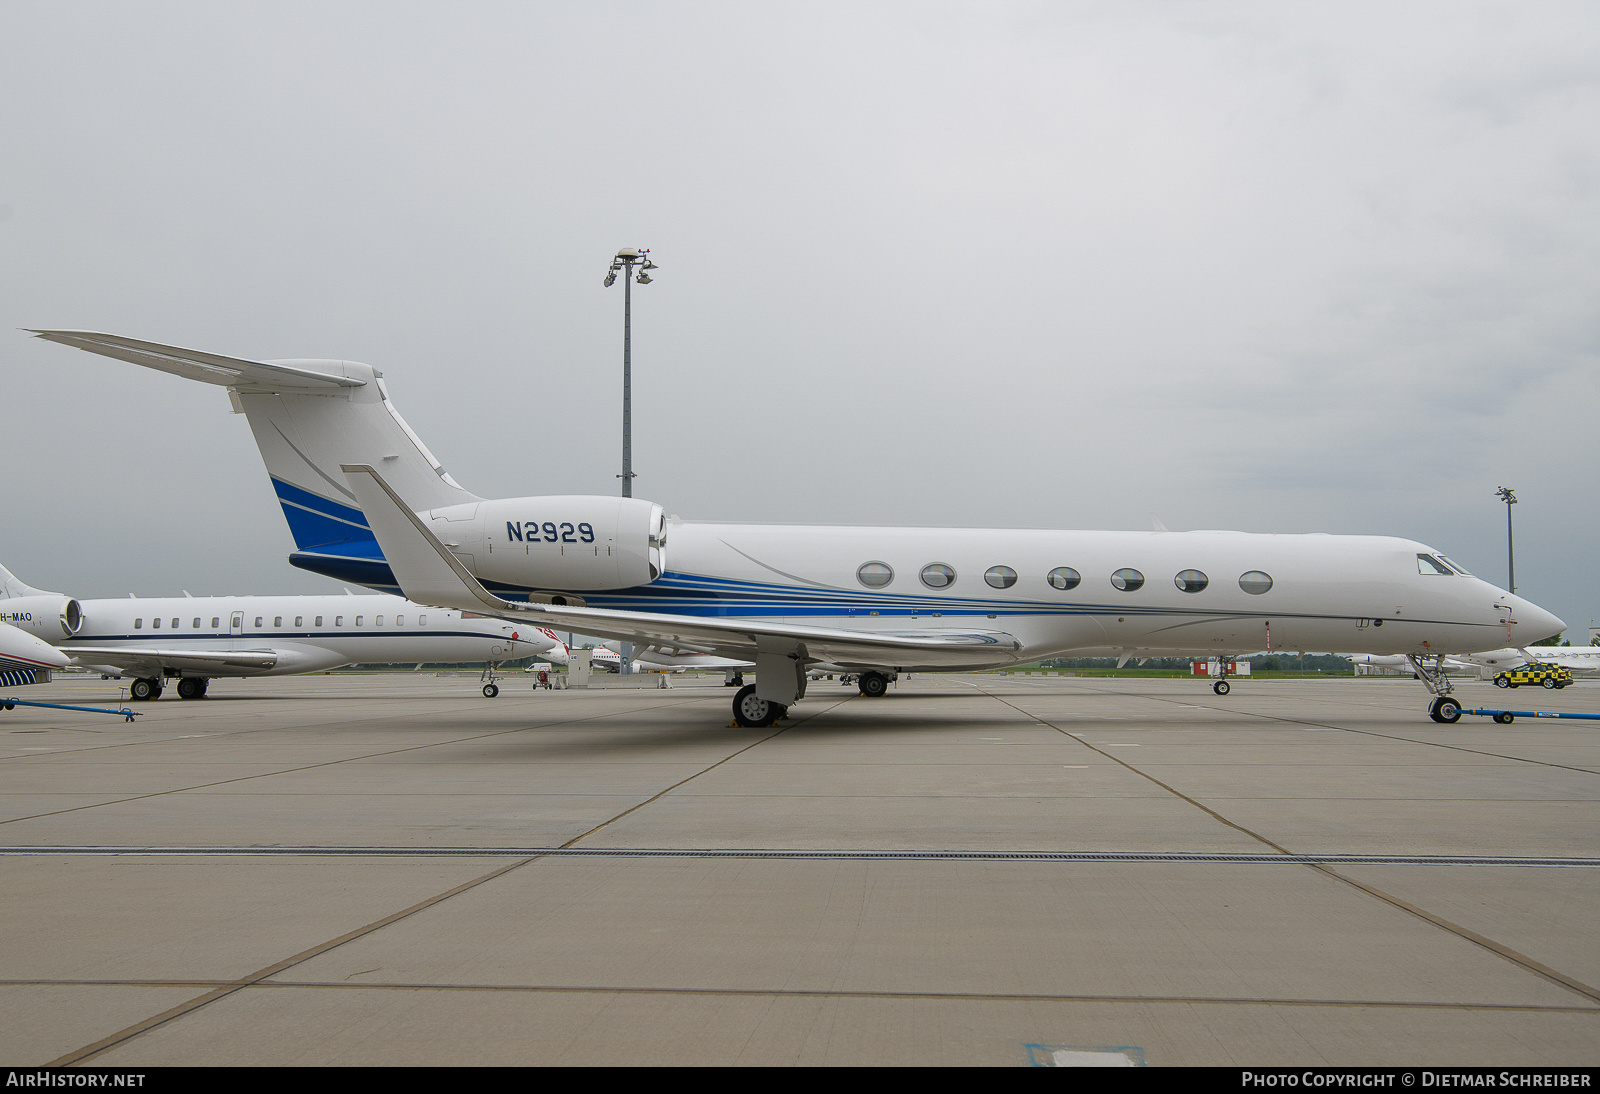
976 682 1600 1008
8 979 1599 1012
0 694 738 828
3 847 1598 866
1062 680 1600 777
47 693 850 1065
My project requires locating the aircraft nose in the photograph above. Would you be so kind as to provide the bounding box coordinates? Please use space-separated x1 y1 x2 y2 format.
1515 597 1566 645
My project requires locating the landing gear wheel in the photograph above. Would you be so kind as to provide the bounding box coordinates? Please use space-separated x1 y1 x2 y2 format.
859 672 889 698
1213 680 1230 695
732 684 784 728
1494 677 1510 689
176 678 208 700
1541 678 1558 689
1430 697 1462 723
1494 712 1515 724
130 678 158 701
483 683 499 698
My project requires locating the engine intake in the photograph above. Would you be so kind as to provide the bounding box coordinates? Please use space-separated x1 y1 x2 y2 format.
1 595 84 639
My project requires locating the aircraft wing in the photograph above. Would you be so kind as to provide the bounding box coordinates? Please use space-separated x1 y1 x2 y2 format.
341 464 1023 669
65 647 280 675
29 331 364 392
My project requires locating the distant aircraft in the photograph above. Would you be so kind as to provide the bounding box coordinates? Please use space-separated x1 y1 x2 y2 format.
1455 646 1600 677
589 640 752 683
0 562 558 700
35 330 1567 725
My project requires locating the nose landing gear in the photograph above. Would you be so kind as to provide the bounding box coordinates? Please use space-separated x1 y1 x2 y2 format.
1410 654 1462 723
480 661 501 698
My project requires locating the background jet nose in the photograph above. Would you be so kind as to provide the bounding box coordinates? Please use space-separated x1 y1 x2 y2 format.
1515 598 1566 644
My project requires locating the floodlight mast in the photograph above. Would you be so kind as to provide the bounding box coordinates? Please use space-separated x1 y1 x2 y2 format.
603 246 658 675
604 247 658 500
1495 487 1517 594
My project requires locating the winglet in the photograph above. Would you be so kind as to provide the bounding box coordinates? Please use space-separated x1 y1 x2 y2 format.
339 464 503 613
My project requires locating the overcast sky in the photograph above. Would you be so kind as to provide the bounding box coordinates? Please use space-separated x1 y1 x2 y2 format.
3 2 1597 638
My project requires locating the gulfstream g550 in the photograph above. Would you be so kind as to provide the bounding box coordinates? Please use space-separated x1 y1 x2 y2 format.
33 330 1564 725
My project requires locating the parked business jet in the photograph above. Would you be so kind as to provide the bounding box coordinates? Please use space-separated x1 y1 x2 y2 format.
0 561 556 699
1456 645 1600 677
35 330 1566 725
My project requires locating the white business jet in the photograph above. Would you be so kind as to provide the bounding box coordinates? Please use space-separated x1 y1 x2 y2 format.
1455 645 1600 677
34 331 1566 726
0 561 557 700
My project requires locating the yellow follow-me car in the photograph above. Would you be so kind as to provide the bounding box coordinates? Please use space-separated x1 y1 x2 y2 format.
1492 662 1573 689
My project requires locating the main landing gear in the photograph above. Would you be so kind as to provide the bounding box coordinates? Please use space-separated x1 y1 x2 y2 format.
732 684 784 728
1409 654 1462 723
480 661 500 698
129 678 162 701
857 671 892 698
176 678 209 700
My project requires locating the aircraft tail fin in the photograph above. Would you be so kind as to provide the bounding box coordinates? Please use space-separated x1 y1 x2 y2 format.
32 331 481 567
0 562 49 600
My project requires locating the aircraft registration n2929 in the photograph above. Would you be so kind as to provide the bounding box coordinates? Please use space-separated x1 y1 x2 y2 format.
33 330 1566 725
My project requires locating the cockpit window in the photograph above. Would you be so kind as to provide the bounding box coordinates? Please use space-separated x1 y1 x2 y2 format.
1437 555 1472 576
1417 554 1454 575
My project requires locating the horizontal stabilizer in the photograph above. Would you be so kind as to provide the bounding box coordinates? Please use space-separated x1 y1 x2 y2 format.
30 331 364 392
342 463 1023 670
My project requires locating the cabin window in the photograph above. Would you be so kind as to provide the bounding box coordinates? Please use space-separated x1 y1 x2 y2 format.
1417 554 1453 576
984 566 1017 589
335 615 343 626
171 618 179 629
419 614 427 626
1175 569 1208 593
294 616 303 627
210 617 219 628
356 615 364 627
192 617 201 628
315 616 323 627
134 618 142 629
376 615 384 627
254 616 263 628
857 561 894 588
1047 567 1081 591
274 616 283 628
920 563 956 589
152 617 160 629
1239 571 1273 595
1111 568 1145 592
396 615 404 627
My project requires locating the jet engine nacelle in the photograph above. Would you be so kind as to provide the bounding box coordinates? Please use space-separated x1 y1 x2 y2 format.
0 595 84 640
426 495 667 592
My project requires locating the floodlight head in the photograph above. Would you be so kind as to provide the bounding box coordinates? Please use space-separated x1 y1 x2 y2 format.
641 259 659 271
603 271 617 287
636 272 652 284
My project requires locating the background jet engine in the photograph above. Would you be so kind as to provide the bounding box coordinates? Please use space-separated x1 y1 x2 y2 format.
0 595 84 639
426 496 666 592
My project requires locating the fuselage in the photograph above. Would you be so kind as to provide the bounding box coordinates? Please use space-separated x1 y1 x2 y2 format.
59 593 550 676
465 523 1560 668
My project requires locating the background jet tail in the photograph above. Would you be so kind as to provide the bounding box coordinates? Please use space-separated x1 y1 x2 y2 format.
0 562 51 600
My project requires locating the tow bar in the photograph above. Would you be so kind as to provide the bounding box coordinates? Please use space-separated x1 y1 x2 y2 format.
1461 707 1600 726
0 698 142 722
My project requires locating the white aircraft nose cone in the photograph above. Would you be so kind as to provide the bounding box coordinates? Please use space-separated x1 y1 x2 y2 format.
1514 597 1566 645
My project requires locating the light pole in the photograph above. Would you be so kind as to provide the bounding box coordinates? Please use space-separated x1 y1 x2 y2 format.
1495 487 1517 593
604 247 657 674
604 247 657 499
